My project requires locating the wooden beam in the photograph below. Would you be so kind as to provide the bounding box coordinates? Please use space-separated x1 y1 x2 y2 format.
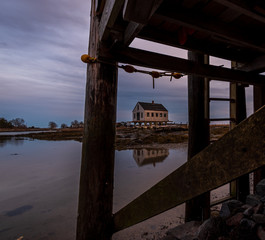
77 1 118 239
123 0 163 46
123 22 144 46
253 85 265 188
214 0 265 24
186 52 210 222
101 47 265 85
113 105 265 232
99 0 124 41
238 54 265 73
138 26 253 63
123 0 163 24
154 6 265 53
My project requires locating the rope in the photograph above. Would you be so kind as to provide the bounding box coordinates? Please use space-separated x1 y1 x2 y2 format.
81 54 185 88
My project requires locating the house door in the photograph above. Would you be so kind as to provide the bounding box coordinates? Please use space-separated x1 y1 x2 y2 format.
137 112 140 120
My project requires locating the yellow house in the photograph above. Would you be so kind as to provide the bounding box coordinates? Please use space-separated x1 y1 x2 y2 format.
132 101 169 125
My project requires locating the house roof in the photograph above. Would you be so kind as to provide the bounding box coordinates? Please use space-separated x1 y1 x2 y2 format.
138 102 168 112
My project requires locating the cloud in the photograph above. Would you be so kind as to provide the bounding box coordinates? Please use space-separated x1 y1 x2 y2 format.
0 0 90 127
0 1 255 127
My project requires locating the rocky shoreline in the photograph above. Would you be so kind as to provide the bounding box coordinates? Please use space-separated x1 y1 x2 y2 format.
0 125 229 150
161 179 265 240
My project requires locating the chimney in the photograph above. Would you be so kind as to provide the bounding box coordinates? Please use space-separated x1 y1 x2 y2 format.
152 100 154 104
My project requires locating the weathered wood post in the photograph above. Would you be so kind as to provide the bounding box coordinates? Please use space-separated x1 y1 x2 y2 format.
230 62 249 202
253 86 265 187
234 83 249 201
185 52 210 222
76 1 118 239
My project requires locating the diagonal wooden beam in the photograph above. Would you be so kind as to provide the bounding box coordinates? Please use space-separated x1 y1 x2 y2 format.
123 22 144 46
123 0 163 24
101 47 265 85
113 105 265 232
123 0 163 46
99 0 124 41
154 6 265 53
215 0 265 24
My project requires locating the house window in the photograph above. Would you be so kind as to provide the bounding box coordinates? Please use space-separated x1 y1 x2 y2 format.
160 113 162 117
134 113 135 119
141 112 143 118
152 113 154 117
147 112 150 117
156 113 158 117
137 105 139 110
164 113 167 117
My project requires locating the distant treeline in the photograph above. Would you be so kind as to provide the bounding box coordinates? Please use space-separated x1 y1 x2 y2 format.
0 117 84 129
0 117 27 128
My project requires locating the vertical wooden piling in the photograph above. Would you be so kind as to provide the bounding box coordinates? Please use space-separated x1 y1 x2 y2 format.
235 84 249 202
253 86 265 187
230 62 249 202
185 52 210 222
76 1 118 240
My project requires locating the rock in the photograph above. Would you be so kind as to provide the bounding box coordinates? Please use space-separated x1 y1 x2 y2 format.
256 179 265 197
197 217 227 240
160 236 180 240
163 221 200 240
254 203 264 214
229 219 257 240
252 214 265 224
257 225 265 240
220 200 243 218
246 194 262 207
243 206 254 217
226 212 244 226
260 196 265 203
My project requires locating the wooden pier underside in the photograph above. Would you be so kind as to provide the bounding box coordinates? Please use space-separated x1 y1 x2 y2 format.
98 0 265 76
77 0 265 239
114 105 265 231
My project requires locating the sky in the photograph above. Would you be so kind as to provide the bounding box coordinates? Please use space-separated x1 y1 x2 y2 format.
0 0 254 128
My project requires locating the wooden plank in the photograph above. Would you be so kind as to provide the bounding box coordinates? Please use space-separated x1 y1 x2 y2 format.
138 26 253 63
210 118 235 122
113 105 265 232
215 0 265 24
210 97 235 102
230 61 250 203
235 84 249 202
186 52 210 222
123 0 162 24
123 22 144 46
77 1 118 239
239 54 265 73
253 85 265 187
102 47 265 85
99 0 124 41
123 0 163 46
154 6 265 53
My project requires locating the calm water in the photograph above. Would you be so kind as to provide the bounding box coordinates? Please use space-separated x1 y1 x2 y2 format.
0 130 56 136
0 138 187 240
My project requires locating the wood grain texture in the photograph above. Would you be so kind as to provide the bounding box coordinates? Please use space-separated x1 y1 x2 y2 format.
155 5 265 53
99 0 124 41
103 47 265 86
113 106 265 232
185 52 210 222
76 1 118 239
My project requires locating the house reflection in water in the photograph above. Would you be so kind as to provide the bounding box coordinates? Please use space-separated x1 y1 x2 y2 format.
133 148 169 167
